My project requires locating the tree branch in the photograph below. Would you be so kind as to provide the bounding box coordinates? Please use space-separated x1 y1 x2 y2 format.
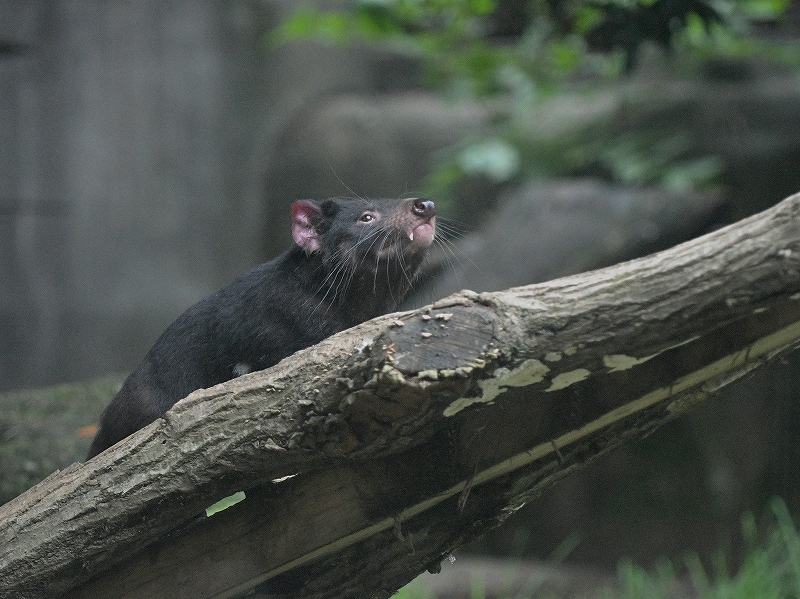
3 193 800 599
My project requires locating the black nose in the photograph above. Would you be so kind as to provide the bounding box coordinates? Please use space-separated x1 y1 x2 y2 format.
411 198 436 218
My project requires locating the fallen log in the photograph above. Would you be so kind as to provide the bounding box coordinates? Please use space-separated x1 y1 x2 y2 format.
2 192 800 599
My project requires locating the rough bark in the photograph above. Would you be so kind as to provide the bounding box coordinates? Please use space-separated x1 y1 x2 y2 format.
2 193 800 599
0 179 724 506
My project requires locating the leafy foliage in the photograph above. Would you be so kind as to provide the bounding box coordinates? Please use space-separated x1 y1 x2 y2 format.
391 498 800 598
275 0 791 88
272 0 794 197
612 498 800 599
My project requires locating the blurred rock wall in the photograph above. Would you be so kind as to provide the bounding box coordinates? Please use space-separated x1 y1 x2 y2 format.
4 1 800 395
0 0 390 390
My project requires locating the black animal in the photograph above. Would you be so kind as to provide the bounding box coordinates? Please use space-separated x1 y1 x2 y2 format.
87 197 436 458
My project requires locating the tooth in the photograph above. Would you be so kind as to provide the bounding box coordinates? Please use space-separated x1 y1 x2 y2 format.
409 232 414 242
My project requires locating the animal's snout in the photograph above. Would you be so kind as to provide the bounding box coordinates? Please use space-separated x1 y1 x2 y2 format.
411 198 436 219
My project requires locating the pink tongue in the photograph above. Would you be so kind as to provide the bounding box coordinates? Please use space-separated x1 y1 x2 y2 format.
410 221 435 247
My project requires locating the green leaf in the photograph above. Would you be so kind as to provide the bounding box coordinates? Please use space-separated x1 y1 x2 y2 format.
469 0 497 17
741 0 790 19
205 491 246 517
574 6 604 34
661 157 723 192
549 40 582 72
458 138 520 182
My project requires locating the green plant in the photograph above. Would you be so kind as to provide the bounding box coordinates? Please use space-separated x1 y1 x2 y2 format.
272 0 794 199
612 498 800 599
390 499 800 598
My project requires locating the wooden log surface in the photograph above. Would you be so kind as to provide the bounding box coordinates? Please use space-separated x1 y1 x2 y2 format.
2 192 800 599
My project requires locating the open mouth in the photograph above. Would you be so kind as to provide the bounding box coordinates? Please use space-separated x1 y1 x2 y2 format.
408 220 436 247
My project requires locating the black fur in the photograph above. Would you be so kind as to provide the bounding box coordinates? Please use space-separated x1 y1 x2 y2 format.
87 197 436 458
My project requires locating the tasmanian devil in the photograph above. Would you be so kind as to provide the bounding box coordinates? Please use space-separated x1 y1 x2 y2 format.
87 197 436 458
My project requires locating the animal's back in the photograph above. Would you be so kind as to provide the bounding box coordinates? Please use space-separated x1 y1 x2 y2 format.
87 197 436 458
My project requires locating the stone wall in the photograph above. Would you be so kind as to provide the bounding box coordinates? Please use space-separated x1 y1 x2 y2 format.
0 0 390 389
5 2 800 395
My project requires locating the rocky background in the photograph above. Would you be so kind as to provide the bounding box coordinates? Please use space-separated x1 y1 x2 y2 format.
2 0 800 586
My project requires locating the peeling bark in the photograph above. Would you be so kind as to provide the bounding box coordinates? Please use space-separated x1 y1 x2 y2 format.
2 193 800 599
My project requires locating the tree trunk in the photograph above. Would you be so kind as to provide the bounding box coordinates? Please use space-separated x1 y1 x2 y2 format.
2 193 800 599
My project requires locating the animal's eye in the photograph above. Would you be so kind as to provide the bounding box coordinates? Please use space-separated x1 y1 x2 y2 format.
359 212 375 223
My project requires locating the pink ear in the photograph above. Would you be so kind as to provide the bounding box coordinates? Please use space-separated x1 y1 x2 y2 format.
291 200 322 253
